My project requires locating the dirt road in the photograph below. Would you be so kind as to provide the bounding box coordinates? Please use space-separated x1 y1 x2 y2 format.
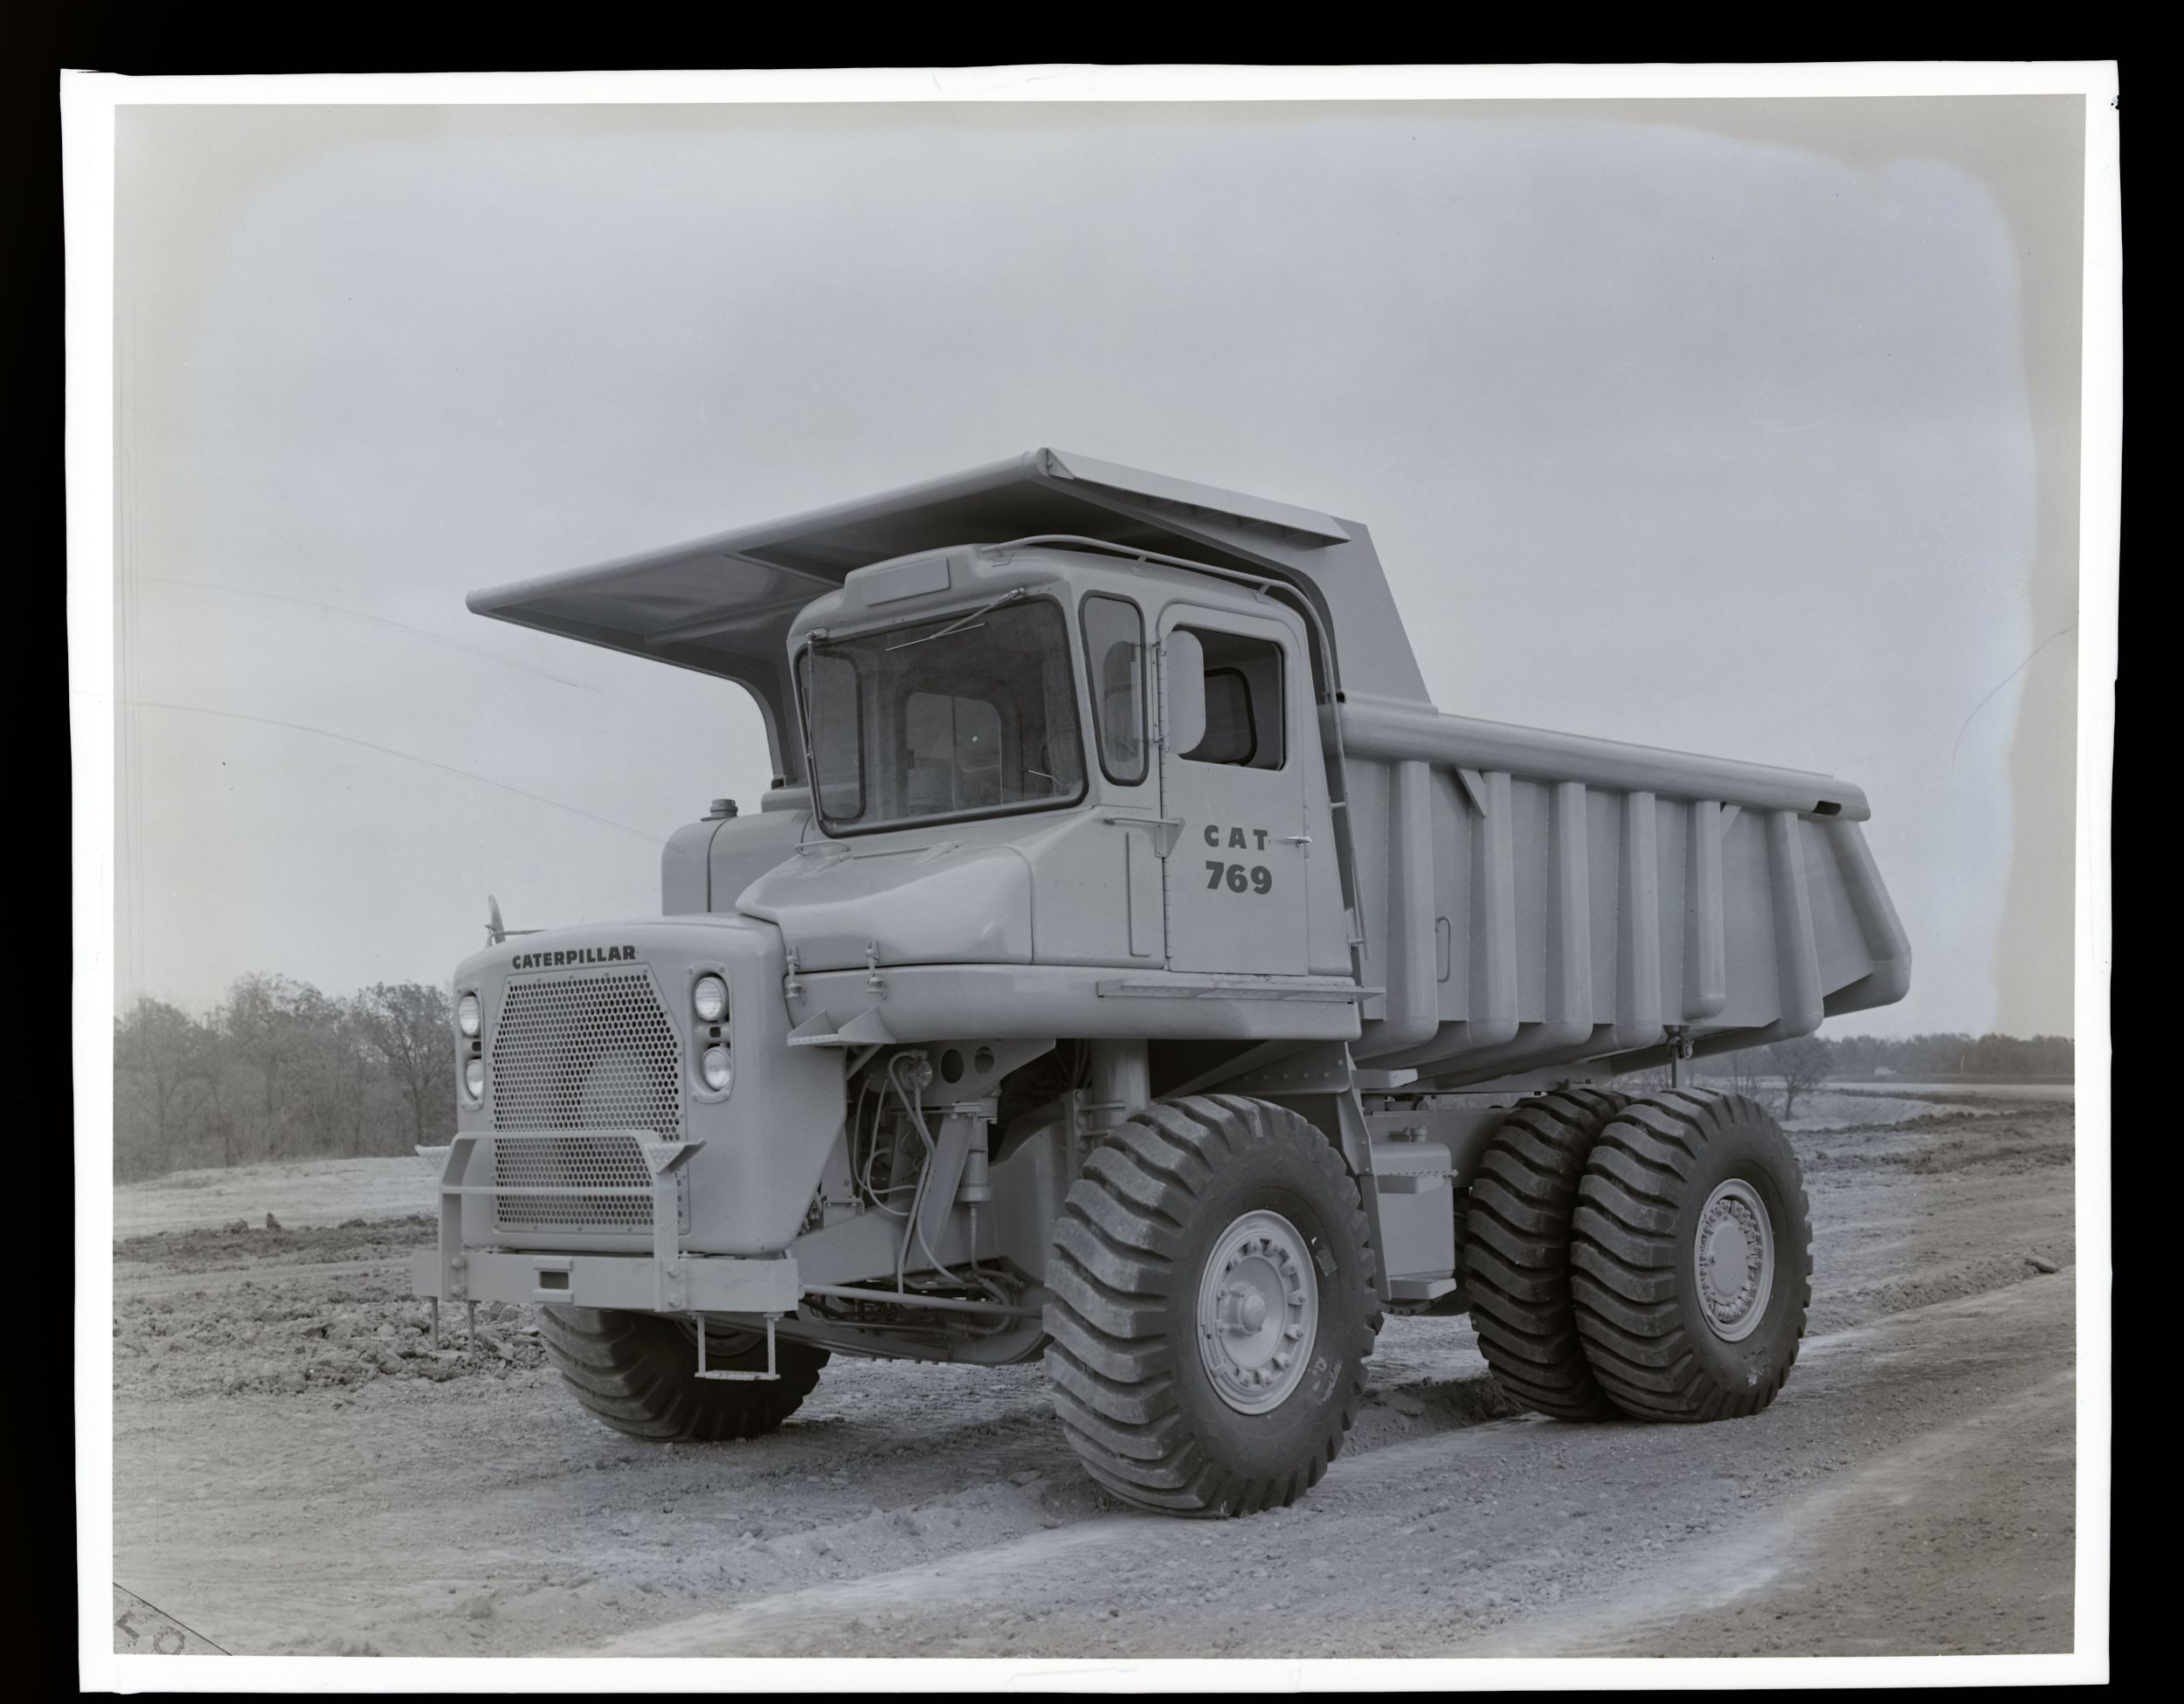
109 1093 2077 1659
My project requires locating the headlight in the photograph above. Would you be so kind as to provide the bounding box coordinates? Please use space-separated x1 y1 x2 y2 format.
457 992 481 1037
463 1059 486 1100
693 975 729 1023
702 1044 733 1093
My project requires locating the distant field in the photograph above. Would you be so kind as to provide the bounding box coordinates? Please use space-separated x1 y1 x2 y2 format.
1828 1081 2075 1100
114 1156 437 1238
1772 1082 2074 1129
1775 1091 1934 1129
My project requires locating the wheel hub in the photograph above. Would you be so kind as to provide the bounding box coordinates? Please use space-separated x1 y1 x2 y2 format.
1196 1210 1320 1414
1693 1178 1775 1342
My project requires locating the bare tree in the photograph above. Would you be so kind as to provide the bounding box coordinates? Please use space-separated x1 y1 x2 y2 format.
114 997 212 1176
218 973 311 1158
354 982 457 1146
200 1060 244 1169
1766 1034 1832 1121
287 997 370 1158
117 972 464 1177
1706 1046 1767 1105
337 1015 377 1156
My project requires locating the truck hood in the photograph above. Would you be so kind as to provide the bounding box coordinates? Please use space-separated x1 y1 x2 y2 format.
733 840 1033 973
450 913 777 992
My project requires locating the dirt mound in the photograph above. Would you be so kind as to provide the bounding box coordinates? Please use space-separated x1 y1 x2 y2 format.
1794 1106 2074 1176
1807 1248 2076 1336
112 1238 548 1399
1796 1106 2020 1140
115 1215 438 1273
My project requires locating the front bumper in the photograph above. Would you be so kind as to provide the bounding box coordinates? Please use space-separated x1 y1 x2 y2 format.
411 1130 799 1317
406 1246 800 1314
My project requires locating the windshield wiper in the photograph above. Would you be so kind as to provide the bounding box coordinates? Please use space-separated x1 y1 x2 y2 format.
884 587 1027 652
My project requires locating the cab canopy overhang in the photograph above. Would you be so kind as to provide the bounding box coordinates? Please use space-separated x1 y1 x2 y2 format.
465 448 1421 783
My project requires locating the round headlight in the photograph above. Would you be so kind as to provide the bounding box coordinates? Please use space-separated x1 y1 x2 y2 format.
693 975 729 1023
457 992 481 1037
463 1059 486 1100
702 1044 733 1093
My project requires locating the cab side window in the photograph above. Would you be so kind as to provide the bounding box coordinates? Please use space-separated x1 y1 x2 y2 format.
1180 628 1285 770
1082 594 1147 784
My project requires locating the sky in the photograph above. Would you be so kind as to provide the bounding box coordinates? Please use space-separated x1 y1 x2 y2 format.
107 96 2086 1038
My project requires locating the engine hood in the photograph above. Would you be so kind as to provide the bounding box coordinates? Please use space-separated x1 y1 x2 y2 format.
451 914 779 993
733 838 1033 973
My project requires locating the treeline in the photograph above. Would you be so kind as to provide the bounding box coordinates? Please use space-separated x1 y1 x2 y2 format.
1659 1031 2077 1120
111 975 2077 1183
1732 1031 2076 1081
113 975 455 1183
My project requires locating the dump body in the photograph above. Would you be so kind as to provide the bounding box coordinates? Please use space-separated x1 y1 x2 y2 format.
1333 692 1908 1087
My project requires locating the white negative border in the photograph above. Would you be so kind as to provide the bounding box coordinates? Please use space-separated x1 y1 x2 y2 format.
2069 64 2118 1691
56 61 2119 102
68 60 2119 1693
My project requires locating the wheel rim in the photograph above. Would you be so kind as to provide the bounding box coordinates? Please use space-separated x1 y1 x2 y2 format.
1195 1209 1320 1415
1692 1178 1776 1342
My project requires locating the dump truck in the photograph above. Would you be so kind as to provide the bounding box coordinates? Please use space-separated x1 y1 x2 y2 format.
412 449 1911 1515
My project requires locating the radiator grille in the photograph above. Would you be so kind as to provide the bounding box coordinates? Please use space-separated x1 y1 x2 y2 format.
492 1133 658 1232
489 969 683 1232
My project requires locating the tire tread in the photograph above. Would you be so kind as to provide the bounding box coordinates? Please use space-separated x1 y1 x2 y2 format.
1569 1089 1814 1422
1462 1087 1631 1420
1042 1093 1379 1516
537 1307 826 1442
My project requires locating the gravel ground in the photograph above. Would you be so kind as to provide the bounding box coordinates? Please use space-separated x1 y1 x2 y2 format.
109 1090 2078 1660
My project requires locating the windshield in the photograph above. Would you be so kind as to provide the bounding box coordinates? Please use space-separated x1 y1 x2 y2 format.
798 596 1088 833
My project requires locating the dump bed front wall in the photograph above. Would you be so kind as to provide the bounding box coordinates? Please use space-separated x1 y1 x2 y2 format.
1338 706 1909 1087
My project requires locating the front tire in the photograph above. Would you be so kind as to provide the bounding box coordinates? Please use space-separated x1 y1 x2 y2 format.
538 1307 828 1442
1569 1090 1814 1421
1042 1094 1381 1516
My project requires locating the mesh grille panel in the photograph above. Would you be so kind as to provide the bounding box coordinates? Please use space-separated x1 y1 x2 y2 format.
490 969 683 1232
493 1133 656 1231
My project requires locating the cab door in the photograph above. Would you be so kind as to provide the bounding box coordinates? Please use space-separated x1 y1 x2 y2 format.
1157 605 1312 975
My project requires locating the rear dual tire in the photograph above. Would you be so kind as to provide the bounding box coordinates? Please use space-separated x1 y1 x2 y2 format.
1571 1090 1813 1420
1468 1086 1813 1425
1463 1087 1631 1419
